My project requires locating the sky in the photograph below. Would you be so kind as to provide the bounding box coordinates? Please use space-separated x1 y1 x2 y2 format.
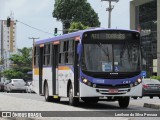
0 0 132 49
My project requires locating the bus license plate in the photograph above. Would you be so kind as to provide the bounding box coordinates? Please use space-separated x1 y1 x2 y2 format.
109 89 118 93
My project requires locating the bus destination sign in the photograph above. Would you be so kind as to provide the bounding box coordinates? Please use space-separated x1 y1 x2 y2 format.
91 33 126 40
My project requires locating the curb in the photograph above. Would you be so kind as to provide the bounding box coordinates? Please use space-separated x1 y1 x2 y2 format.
144 103 160 109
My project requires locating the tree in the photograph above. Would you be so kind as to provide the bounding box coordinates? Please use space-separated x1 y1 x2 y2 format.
53 0 100 32
68 22 88 33
2 47 32 80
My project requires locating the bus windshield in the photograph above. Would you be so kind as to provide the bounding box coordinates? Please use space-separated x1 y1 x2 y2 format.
82 42 140 72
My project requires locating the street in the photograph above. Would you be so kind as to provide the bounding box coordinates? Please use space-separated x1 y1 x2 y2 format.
0 92 159 120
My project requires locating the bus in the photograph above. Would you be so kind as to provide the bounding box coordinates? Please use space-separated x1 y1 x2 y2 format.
33 28 142 108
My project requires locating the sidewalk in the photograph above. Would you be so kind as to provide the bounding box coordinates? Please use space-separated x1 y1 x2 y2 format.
144 103 160 109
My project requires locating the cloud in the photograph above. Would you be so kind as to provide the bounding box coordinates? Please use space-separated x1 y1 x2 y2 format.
0 0 28 19
34 0 50 13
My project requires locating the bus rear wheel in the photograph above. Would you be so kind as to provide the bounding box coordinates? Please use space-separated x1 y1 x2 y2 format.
118 97 130 108
44 83 52 102
53 97 60 103
69 85 79 106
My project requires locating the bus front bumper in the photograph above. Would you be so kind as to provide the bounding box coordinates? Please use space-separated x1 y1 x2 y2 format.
79 82 142 97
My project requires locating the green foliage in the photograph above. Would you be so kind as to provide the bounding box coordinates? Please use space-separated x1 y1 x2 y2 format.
53 0 100 30
3 70 23 80
0 59 3 65
69 22 88 33
3 47 32 81
150 76 160 81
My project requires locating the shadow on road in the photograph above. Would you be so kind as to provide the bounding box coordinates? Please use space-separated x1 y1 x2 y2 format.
51 100 132 110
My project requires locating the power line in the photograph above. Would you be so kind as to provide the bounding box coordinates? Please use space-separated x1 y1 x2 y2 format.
15 20 53 35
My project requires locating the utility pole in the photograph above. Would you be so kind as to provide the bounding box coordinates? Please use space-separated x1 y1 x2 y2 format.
101 0 119 28
28 37 39 45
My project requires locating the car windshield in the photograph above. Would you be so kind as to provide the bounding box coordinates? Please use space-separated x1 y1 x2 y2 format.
11 79 24 83
143 79 160 84
13 80 19 82
82 42 140 72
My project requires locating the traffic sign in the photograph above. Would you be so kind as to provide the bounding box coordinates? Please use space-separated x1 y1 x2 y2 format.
141 71 146 77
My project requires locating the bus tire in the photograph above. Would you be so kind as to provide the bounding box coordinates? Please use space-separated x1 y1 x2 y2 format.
132 97 138 99
53 97 60 103
150 96 153 99
69 85 79 106
118 97 130 108
44 83 52 102
81 97 99 103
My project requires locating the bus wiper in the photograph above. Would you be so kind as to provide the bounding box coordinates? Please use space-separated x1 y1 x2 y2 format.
96 41 110 61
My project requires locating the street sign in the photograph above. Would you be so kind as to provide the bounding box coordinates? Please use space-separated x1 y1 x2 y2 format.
141 71 146 77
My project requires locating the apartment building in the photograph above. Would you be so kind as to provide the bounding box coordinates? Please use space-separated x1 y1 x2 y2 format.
130 0 160 76
0 19 17 71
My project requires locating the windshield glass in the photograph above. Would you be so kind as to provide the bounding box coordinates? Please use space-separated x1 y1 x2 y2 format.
82 42 140 72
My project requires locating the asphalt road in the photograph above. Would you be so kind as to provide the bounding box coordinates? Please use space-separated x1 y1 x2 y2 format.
0 92 159 120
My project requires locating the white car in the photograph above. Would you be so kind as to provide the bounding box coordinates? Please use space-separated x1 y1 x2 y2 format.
5 79 26 93
26 82 35 93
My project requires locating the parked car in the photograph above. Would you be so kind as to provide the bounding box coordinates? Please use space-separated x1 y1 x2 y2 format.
3 80 11 92
5 79 26 93
132 78 160 99
142 79 160 99
0 82 4 92
25 82 35 93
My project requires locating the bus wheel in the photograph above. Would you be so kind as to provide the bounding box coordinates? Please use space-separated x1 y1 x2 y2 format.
150 96 153 99
132 97 138 99
44 83 52 102
81 97 99 103
53 97 60 103
69 85 79 106
118 97 130 108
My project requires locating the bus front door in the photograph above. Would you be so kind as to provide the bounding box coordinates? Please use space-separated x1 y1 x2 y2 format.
39 46 43 95
52 45 59 95
74 41 79 96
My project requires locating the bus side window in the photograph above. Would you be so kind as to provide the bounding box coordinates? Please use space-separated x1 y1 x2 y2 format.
43 44 51 66
59 41 65 64
43 45 46 66
64 41 69 63
34 46 36 66
34 46 39 67
59 39 74 65
68 40 74 64
46 44 51 66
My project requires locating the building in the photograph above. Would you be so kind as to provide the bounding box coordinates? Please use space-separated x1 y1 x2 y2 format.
0 19 17 71
130 0 160 76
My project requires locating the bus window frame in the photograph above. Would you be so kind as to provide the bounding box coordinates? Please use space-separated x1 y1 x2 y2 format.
34 45 40 67
58 38 75 65
43 43 51 66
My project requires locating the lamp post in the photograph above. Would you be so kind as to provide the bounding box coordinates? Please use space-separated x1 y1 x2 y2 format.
101 0 119 28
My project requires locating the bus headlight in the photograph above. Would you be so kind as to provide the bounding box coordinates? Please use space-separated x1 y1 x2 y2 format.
134 82 138 86
83 78 88 83
93 84 96 88
82 77 93 87
137 78 142 83
133 78 142 87
130 84 134 88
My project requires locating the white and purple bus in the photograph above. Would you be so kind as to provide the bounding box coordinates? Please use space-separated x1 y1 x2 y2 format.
33 28 142 108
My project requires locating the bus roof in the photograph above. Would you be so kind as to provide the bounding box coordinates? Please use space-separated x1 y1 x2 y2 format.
35 28 139 45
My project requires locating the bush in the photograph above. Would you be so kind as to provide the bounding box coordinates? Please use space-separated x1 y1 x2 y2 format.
150 76 160 81
156 76 160 80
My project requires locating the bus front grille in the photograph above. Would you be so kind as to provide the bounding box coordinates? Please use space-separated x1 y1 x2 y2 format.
96 84 130 89
96 88 130 95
